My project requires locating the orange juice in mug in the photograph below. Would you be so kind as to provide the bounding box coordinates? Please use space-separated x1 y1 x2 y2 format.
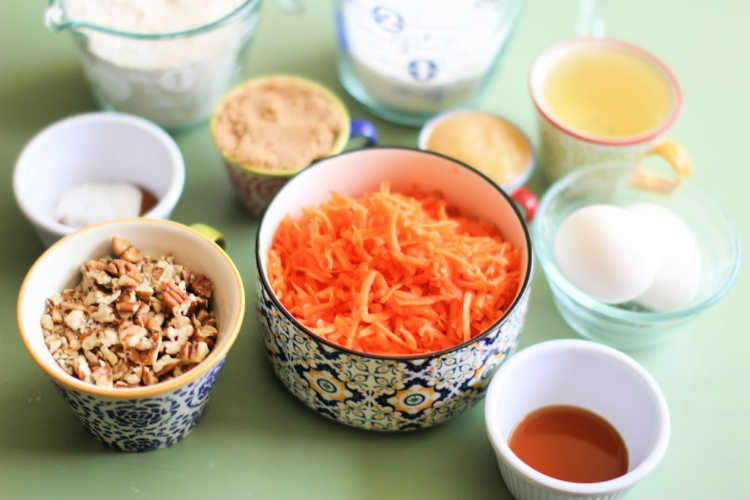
530 38 691 188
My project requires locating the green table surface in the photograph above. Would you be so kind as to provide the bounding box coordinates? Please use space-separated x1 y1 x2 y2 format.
1 1 748 499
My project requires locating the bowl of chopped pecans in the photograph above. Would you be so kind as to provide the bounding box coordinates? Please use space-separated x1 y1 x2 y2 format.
17 218 244 452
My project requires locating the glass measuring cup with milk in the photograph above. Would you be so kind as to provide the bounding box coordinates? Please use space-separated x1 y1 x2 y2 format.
334 0 523 125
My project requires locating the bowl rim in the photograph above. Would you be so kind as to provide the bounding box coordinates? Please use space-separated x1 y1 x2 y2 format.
255 146 533 361
209 74 352 177
484 338 671 495
48 0 260 40
13 111 186 239
528 37 683 147
16 217 246 399
416 107 535 194
532 162 742 322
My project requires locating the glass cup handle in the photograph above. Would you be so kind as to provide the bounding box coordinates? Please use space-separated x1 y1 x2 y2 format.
577 0 607 37
633 139 693 194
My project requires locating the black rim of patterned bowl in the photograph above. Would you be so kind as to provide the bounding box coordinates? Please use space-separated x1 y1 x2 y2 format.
255 146 533 361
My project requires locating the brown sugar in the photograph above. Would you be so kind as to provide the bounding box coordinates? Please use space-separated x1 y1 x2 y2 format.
212 76 345 171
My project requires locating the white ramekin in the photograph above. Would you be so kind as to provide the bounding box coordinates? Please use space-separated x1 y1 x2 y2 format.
13 112 185 247
485 339 670 500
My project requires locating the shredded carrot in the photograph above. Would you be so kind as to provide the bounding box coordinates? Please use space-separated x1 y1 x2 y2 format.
267 182 522 356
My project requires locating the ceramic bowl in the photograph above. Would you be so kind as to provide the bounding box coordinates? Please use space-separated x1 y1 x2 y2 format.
17 219 245 451
485 339 670 500
533 163 741 350
417 108 539 221
13 112 185 248
255 147 533 431
209 75 378 216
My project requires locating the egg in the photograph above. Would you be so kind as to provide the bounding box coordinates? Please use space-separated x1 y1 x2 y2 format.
554 204 659 303
627 203 701 311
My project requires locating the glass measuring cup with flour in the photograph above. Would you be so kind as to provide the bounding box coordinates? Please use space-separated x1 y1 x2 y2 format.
334 0 523 125
44 0 260 130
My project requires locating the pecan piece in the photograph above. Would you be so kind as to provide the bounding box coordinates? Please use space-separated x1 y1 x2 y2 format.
162 283 189 312
180 341 210 364
91 363 113 388
142 367 159 386
64 310 86 331
116 297 140 314
123 366 143 385
153 355 180 377
73 355 92 382
120 324 148 349
121 246 143 263
111 236 131 256
189 274 213 298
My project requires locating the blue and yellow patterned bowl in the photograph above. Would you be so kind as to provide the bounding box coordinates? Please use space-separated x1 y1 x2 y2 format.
255 148 533 431
17 219 245 451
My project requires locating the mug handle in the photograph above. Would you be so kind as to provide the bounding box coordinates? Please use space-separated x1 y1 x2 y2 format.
190 224 226 249
350 119 379 147
633 139 692 193
511 187 538 222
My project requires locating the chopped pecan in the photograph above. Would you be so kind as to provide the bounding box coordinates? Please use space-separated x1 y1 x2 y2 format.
85 259 107 271
142 367 159 386
162 283 189 311
120 324 148 349
180 341 210 364
80 330 100 351
116 298 140 314
189 274 213 298
43 237 218 388
121 246 143 263
153 355 180 376
73 355 92 382
41 314 54 331
111 236 131 256
91 363 113 389
123 366 143 385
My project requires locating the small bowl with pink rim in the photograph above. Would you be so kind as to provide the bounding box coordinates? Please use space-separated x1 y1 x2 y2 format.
418 108 539 221
529 37 691 186
485 339 670 500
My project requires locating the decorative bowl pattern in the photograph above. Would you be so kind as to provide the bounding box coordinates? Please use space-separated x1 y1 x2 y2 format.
224 163 290 216
257 281 529 431
17 219 245 452
56 360 224 452
254 147 534 431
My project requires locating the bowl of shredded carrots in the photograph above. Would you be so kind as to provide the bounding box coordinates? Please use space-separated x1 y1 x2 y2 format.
255 147 533 431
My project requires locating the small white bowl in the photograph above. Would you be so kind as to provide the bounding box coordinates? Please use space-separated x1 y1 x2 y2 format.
13 112 185 247
485 339 670 500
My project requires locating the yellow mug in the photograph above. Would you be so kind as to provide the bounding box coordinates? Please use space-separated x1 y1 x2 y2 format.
529 38 691 191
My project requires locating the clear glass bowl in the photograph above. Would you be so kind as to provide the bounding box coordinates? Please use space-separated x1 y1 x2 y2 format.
45 0 261 130
532 163 741 350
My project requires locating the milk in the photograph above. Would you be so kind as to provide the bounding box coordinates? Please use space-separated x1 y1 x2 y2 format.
339 0 516 114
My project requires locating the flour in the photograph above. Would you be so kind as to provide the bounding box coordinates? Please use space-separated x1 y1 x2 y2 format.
62 0 257 127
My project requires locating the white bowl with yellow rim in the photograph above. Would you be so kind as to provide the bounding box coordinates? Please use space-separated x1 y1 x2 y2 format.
17 218 244 452
418 108 538 220
210 75 378 216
